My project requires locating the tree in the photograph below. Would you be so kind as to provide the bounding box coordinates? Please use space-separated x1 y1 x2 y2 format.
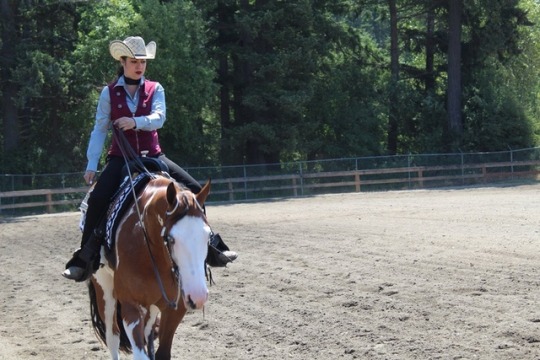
2 0 539 177
0 0 19 155
200 0 361 165
302 1 387 159
387 0 399 154
0 0 85 174
447 0 462 139
133 0 217 166
374 0 535 152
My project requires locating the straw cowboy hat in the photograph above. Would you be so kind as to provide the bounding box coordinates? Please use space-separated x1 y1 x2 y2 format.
109 36 156 60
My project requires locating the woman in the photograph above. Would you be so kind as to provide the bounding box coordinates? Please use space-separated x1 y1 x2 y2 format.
63 36 236 281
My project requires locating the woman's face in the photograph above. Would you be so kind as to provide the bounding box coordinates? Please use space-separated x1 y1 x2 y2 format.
122 58 147 80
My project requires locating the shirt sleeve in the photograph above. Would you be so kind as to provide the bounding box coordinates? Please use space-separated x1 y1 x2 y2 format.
86 86 111 172
133 82 166 131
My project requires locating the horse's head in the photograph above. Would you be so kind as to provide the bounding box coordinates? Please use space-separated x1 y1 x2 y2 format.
162 180 212 310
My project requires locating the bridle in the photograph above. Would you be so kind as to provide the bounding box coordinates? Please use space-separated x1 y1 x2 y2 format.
112 127 187 309
159 193 191 307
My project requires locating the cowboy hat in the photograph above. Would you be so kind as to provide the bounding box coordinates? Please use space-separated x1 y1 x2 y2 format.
109 36 156 60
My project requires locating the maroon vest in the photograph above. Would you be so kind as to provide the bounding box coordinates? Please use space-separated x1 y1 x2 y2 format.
107 79 162 157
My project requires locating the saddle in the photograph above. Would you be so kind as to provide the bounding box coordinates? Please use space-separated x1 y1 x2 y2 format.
120 156 169 179
79 157 169 232
106 157 170 248
80 157 170 242
74 157 233 281
71 159 169 279
105 172 153 249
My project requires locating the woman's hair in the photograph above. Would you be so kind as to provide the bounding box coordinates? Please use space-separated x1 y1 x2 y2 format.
116 66 124 78
116 57 126 79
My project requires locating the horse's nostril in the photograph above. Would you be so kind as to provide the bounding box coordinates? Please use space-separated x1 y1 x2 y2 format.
187 295 196 310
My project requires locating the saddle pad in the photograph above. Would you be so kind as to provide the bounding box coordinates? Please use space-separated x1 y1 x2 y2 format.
106 173 151 249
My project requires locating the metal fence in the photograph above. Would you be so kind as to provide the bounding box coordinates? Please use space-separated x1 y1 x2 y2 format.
184 146 540 200
1 146 539 215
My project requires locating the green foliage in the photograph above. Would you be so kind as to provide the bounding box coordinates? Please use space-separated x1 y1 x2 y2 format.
463 64 535 151
1 0 540 175
459 0 538 150
209 0 363 164
364 0 539 153
133 0 218 166
305 32 387 159
1 0 85 173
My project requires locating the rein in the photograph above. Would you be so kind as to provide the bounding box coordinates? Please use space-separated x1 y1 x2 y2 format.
112 128 181 309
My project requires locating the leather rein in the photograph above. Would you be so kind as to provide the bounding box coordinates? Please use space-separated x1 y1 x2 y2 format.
112 127 184 309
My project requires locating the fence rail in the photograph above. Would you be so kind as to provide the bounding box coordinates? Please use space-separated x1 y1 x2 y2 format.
2 158 539 214
0 187 89 212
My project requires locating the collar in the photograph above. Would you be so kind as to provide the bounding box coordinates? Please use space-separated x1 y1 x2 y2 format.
114 75 145 88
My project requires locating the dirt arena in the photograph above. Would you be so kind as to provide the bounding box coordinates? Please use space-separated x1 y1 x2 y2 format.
1 184 540 359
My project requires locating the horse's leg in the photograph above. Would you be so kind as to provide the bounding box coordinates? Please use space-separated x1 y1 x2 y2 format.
147 329 155 360
145 305 160 360
121 302 150 360
94 267 121 360
155 305 187 360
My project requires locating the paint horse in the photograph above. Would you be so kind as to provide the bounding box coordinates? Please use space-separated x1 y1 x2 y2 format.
87 174 211 360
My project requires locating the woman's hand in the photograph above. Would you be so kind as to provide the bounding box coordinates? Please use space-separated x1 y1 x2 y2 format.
84 170 96 185
114 116 137 131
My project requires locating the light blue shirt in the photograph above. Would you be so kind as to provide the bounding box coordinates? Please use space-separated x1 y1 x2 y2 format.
86 76 166 172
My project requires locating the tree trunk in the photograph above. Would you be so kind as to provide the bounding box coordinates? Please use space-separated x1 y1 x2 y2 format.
0 0 20 153
217 1 231 163
425 4 435 93
234 0 258 164
447 0 462 134
387 0 399 154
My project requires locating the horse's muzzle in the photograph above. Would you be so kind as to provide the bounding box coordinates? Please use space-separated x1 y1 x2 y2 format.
185 291 208 310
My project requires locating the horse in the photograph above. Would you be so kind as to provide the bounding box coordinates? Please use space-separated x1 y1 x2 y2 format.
87 174 212 360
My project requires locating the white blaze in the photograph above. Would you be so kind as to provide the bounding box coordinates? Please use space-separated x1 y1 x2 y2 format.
168 216 210 309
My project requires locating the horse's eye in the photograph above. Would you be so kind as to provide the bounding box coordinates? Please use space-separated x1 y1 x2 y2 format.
168 235 175 244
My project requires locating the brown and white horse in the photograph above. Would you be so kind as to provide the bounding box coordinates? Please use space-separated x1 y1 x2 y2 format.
88 175 211 360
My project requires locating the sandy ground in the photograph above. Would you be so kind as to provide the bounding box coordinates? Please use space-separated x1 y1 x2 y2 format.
1 184 540 360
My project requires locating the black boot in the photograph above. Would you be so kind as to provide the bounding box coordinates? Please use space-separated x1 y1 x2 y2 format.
63 196 108 281
199 205 237 267
206 232 238 267
62 229 103 281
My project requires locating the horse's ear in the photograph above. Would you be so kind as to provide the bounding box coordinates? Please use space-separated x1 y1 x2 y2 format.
166 181 178 208
196 179 211 207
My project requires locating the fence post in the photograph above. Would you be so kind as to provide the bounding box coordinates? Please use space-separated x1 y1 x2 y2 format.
459 149 464 185
299 162 304 196
407 153 412 189
508 145 514 180
243 162 248 200
355 173 361 192
46 191 53 213
228 181 234 202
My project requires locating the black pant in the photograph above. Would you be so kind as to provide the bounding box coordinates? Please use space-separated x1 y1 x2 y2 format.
81 154 201 247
